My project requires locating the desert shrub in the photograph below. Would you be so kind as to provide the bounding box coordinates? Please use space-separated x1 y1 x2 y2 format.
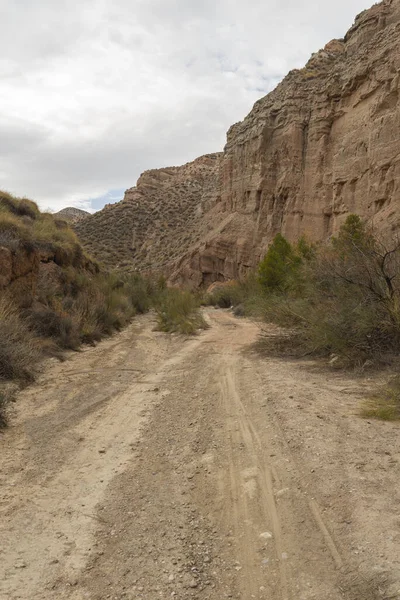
0 191 83 269
124 274 157 314
205 275 265 314
258 233 302 292
206 282 243 308
0 299 42 382
27 306 80 350
156 288 207 334
0 210 31 240
300 216 400 363
361 376 400 421
242 218 400 366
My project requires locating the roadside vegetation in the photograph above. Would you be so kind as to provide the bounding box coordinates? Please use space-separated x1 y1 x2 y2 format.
361 376 400 421
0 191 203 426
155 288 207 334
207 215 400 420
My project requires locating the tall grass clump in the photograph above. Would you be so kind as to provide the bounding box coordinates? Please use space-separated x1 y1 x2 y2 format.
0 192 85 267
28 270 160 346
0 299 43 383
156 288 207 334
361 376 400 421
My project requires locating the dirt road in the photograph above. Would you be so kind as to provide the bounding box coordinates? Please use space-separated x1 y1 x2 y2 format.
1 309 399 599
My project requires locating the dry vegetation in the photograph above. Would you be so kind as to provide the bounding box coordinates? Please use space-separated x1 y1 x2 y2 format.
155 288 207 335
0 191 210 426
361 375 400 421
0 193 160 424
75 154 221 272
207 215 400 420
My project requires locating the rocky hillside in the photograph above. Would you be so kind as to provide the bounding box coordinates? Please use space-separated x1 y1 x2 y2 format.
77 0 400 287
55 207 90 224
75 154 222 272
0 193 97 307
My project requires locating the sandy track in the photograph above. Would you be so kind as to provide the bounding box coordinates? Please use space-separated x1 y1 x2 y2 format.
1 310 399 599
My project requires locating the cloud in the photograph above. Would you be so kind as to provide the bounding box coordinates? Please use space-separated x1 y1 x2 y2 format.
0 0 372 211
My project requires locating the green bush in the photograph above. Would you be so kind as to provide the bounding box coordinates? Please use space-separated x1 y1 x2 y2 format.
238 217 400 367
258 233 301 292
206 283 243 308
156 288 207 334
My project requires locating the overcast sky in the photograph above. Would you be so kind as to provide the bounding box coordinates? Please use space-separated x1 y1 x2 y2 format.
1 0 372 212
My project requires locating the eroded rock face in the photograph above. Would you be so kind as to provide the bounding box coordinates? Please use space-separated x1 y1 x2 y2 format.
77 0 400 286
171 0 400 285
0 244 39 305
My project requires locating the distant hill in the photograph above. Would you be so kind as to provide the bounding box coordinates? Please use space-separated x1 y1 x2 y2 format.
55 207 90 224
75 154 222 275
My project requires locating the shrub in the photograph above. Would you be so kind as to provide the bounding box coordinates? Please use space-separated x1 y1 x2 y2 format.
156 288 207 334
0 211 31 240
361 376 400 421
206 282 242 308
124 275 156 314
240 217 400 367
27 306 80 350
0 300 42 382
258 233 301 292
0 192 40 220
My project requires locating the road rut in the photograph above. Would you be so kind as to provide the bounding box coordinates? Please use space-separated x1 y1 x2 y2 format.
1 309 399 599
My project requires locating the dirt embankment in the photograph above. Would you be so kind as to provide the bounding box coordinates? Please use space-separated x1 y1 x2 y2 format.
1 310 399 600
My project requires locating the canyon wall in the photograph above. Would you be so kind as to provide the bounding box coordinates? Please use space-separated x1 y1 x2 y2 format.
77 0 400 287
171 0 400 286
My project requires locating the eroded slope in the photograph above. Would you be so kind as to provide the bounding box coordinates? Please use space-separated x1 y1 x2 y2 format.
75 154 222 272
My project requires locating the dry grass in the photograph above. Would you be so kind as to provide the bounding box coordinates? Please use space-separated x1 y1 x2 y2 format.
0 299 43 383
0 192 40 219
156 288 208 335
0 192 164 428
361 376 400 421
0 191 84 268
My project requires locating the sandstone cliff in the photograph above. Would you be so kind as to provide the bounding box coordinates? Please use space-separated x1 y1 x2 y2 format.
77 0 400 287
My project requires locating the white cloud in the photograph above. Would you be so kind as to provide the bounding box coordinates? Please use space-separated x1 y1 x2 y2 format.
0 0 372 211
